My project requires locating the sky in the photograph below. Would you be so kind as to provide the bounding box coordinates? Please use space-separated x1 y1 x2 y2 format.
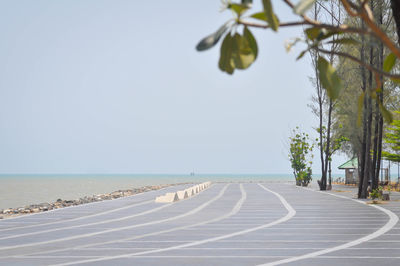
0 0 349 174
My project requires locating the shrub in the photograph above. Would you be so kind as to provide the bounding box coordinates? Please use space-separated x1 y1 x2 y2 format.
289 127 314 187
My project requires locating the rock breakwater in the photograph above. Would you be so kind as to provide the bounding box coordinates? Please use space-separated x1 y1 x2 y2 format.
0 184 182 219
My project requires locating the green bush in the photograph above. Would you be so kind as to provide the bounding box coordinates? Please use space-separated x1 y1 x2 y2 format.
289 127 314 187
370 187 383 201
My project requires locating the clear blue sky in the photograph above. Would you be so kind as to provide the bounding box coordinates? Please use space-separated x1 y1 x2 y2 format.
0 0 348 174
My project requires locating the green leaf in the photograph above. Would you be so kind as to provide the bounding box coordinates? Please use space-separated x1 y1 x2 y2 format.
328 38 359 45
243 27 258 59
218 34 234 74
316 29 341 41
383 52 397 72
378 102 393 123
228 3 249 16
317 56 342 100
196 22 230 51
250 12 267 22
305 27 321 41
357 92 364 127
262 0 279 32
294 0 317 15
231 33 256 69
296 50 307 60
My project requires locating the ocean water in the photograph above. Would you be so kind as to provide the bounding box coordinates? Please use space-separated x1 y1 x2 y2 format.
0 174 295 210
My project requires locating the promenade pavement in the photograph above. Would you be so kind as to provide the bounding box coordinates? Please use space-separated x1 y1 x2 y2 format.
0 182 399 266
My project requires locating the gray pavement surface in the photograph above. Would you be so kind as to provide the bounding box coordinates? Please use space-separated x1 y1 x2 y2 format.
0 182 400 265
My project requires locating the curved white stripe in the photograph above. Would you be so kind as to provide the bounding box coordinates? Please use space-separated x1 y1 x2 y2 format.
0 184 177 224
257 188 399 266
51 183 296 266
0 184 228 252
25 183 246 259
0 199 155 238
1 201 176 241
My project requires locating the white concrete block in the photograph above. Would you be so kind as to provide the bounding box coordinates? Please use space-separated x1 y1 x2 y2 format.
177 190 188 200
155 192 179 203
185 189 193 197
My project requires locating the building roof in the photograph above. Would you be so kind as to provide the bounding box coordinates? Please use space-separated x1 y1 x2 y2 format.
338 158 358 169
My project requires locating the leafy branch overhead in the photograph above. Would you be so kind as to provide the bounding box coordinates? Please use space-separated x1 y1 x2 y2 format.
196 0 400 122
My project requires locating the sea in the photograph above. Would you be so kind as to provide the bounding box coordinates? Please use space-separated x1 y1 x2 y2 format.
0 173 335 210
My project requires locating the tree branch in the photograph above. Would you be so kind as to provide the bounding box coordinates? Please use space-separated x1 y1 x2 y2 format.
316 48 400 80
238 20 308 29
359 5 400 59
239 19 370 36
340 0 359 17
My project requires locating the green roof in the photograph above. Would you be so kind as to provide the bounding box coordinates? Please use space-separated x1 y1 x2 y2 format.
338 158 358 169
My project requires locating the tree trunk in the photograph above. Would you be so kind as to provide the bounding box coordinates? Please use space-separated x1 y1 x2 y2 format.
391 0 400 46
358 21 368 199
374 1 384 188
361 93 373 198
319 80 326 191
372 99 380 190
361 19 376 198
376 114 383 184
328 160 332 190
371 0 379 190
324 99 333 191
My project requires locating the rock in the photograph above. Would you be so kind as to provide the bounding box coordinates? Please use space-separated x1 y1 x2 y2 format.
382 193 390 201
1 183 177 219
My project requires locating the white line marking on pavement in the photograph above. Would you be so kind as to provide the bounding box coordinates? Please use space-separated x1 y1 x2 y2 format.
318 256 400 259
0 185 177 223
79 247 323 250
257 188 399 266
0 200 156 239
14 183 244 258
119 239 346 243
26 255 400 259
25 255 291 259
50 183 296 266
0 184 229 254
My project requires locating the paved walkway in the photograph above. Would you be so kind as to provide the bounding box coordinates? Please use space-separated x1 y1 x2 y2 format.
0 182 399 265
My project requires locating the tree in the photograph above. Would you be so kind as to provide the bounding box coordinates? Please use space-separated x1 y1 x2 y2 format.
196 0 400 198
382 111 400 162
308 0 344 191
196 0 400 119
331 0 397 197
288 127 314 186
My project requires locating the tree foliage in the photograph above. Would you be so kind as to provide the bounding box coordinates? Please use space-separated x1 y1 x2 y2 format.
288 127 314 186
196 0 400 122
382 111 400 162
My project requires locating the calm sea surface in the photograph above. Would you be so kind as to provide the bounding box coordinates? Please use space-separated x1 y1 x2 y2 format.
0 174 296 210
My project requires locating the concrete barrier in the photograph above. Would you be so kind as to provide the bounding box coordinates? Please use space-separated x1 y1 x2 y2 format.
155 192 179 203
185 189 194 197
177 190 188 200
155 182 211 203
